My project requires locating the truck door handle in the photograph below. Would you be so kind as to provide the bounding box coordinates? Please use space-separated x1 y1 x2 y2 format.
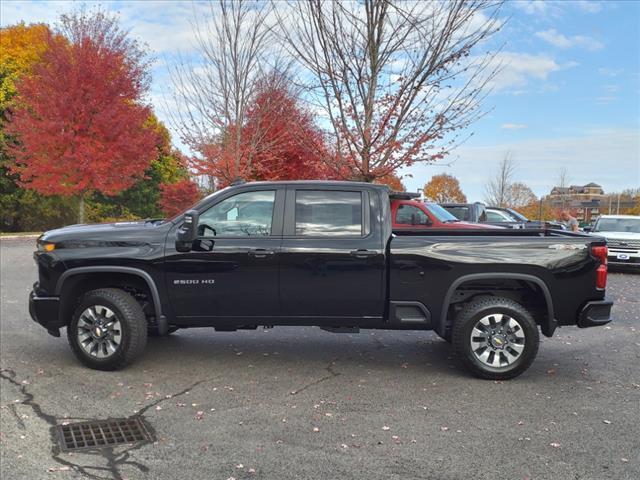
350 249 378 258
248 248 275 258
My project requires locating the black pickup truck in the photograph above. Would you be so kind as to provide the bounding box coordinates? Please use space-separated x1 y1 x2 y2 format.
30 181 613 379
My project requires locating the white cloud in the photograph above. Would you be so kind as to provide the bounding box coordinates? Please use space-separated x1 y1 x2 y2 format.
595 96 617 105
487 52 574 91
402 129 640 201
513 1 562 17
574 1 603 14
502 123 528 130
536 29 604 51
598 67 624 77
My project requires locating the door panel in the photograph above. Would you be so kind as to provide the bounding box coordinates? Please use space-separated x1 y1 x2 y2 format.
164 237 281 318
279 188 385 320
164 188 283 319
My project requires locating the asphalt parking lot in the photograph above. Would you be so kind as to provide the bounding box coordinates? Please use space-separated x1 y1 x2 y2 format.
1 237 639 480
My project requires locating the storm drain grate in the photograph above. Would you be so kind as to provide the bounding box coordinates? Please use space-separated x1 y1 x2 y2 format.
56 418 152 452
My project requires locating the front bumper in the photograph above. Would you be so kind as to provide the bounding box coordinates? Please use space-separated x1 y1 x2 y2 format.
577 300 613 328
29 290 63 336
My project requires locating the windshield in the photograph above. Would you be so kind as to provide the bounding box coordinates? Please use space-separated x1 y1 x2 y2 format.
593 217 640 233
442 205 470 221
167 187 230 223
506 209 528 222
425 204 460 222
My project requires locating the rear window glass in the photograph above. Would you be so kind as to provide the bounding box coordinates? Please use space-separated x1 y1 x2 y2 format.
295 191 363 236
444 206 470 221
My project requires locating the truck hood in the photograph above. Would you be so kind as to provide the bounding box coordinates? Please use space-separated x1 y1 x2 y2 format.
39 220 170 245
591 231 640 240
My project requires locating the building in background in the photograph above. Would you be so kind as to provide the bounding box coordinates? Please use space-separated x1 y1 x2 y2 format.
548 182 637 224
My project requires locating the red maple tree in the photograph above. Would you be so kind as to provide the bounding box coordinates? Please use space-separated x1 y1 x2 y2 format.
191 76 335 187
8 11 158 222
159 178 201 217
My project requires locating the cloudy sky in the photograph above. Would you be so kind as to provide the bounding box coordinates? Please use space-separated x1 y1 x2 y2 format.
2 0 639 201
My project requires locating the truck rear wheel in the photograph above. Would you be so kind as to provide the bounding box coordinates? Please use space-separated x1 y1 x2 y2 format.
67 288 148 371
452 297 539 380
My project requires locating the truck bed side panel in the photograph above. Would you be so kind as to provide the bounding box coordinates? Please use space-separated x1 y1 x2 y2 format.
389 235 604 333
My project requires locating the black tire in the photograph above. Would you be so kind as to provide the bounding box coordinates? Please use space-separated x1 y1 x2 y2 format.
67 288 148 371
148 326 179 337
452 297 539 380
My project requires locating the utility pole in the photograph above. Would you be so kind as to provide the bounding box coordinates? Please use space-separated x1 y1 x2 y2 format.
617 193 621 214
538 198 543 221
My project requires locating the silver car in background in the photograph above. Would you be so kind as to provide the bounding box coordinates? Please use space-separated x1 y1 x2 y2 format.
589 215 640 269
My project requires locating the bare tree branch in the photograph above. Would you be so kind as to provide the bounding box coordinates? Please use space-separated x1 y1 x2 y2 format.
275 0 504 181
167 0 277 182
484 151 516 207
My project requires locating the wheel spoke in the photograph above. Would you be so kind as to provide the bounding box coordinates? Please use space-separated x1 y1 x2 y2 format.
477 348 491 364
508 343 524 354
490 351 502 367
479 316 492 328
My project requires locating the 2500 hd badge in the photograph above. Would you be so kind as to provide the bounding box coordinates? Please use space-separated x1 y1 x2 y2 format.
173 279 216 285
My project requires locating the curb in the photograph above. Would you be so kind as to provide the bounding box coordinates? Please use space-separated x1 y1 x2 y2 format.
0 234 41 240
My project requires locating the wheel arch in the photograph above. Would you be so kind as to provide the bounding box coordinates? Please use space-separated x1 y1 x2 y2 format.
55 267 165 332
441 273 556 338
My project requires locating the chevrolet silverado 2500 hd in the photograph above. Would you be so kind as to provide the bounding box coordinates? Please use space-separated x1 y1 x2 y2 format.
30 181 613 379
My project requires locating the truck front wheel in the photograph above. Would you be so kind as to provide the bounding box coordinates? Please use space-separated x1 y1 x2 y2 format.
452 297 539 380
67 288 148 370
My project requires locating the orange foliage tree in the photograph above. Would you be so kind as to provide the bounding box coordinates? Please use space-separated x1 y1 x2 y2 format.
375 173 406 192
423 174 467 203
7 10 158 222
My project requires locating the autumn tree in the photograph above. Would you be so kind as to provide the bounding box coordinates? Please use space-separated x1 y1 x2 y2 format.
375 173 406 192
278 0 503 182
191 74 334 186
91 115 194 220
0 23 52 230
424 174 467 203
159 179 201 217
8 10 158 223
169 0 275 181
519 199 556 222
507 182 536 209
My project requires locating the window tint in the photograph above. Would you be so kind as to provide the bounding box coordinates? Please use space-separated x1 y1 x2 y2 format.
486 210 508 222
198 190 275 237
295 190 362 236
445 206 470 221
425 204 458 222
396 205 429 225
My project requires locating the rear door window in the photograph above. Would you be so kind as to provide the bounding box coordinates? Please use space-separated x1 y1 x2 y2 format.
295 190 363 237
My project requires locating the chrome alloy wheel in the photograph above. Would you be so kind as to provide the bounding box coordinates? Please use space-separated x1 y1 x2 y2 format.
470 313 526 368
76 305 122 358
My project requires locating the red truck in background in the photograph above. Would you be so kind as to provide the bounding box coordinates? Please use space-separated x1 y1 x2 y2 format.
390 192 501 230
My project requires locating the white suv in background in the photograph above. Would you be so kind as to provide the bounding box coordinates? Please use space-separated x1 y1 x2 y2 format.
589 215 640 269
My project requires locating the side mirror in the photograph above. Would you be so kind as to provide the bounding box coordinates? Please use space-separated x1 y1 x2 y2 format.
583 226 592 233
175 209 199 252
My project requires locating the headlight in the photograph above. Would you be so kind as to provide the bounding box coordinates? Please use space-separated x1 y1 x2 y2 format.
37 241 56 252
